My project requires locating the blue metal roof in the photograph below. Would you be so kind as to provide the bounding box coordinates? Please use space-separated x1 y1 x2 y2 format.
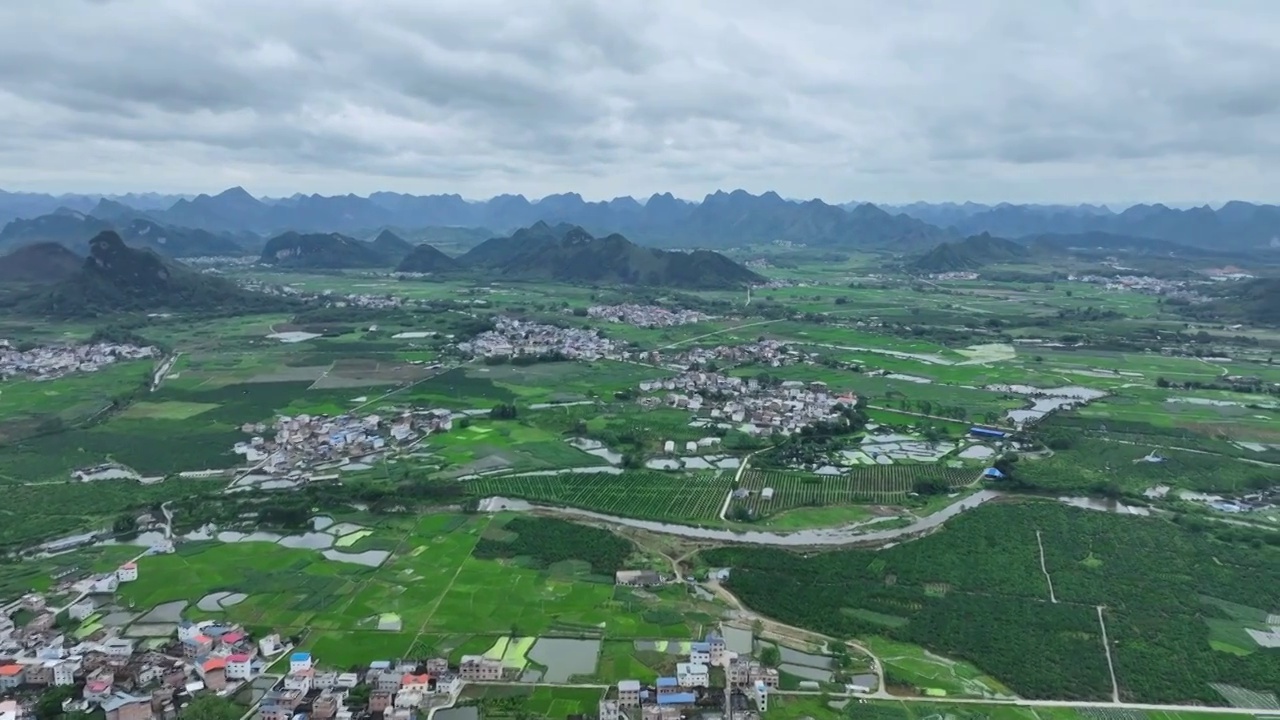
290 652 311 662
656 677 678 687
657 692 697 705
691 642 710 652
982 467 1005 478
969 427 1007 437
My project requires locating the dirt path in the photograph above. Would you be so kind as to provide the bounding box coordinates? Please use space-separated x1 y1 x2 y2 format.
1035 530 1057 603
1097 605 1121 702
657 319 781 350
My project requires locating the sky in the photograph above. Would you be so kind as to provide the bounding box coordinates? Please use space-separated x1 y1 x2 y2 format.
1 0 1278 205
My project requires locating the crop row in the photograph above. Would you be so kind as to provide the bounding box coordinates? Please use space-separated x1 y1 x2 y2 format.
734 466 974 515
466 471 731 521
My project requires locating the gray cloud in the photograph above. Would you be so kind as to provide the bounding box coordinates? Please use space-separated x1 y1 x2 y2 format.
0 0 1278 203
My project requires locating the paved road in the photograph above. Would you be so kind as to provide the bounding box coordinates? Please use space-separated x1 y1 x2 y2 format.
776 690 1279 714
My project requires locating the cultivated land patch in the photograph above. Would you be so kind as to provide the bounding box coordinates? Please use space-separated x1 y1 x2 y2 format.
732 467 975 518
465 471 733 523
118 401 220 420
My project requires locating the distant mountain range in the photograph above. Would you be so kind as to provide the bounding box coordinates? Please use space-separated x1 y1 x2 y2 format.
0 208 250 257
3 188 1280 253
7 231 288 318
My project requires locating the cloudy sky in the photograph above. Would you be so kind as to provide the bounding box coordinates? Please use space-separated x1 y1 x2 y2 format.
1 0 1277 204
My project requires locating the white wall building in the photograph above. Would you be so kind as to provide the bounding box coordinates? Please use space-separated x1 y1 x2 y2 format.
116 563 138 583
676 662 709 688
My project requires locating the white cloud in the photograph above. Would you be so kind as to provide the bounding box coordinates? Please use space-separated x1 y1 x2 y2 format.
0 0 1277 204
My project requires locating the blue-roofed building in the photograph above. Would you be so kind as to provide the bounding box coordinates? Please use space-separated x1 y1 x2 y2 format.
690 642 711 663
704 631 727 663
656 677 678 688
970 427 1007 439
289 652 312 674
982 467 1005 480
656 692 697 705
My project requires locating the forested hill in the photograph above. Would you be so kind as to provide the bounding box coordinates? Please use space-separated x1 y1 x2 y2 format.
20 231 290 317
459 223 764 289
909 233 1029 272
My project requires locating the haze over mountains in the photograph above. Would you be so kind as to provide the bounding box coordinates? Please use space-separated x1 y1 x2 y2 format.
3 188 1280 255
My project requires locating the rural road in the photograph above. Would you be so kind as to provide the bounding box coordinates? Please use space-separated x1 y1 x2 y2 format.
657 319 781 350
1097 605 1121 702
1035 530 1057 603
773 690 1277 714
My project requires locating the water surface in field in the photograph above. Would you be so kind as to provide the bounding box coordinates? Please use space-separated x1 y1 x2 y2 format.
527 638 601 682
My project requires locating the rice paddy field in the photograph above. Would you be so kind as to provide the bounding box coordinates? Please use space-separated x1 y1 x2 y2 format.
117 512 723 669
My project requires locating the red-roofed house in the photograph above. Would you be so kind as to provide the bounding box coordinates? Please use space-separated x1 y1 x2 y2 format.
226 654 252 681
200 658 227 691
0 665 24 690
85 678 114 701
401 674 431 693
116 563 138 583
220 631 246 647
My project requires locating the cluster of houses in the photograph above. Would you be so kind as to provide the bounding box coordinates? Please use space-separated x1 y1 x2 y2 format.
0 585 275 720
649 339 811 372
599 633 777 720
233 410 453 476
262 653 511 720
637 372 856 436
0 342 157 381
584 305 711 328
456 316 619 360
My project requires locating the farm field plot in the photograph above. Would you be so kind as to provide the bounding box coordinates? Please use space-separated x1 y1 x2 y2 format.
0 359 152 429
465 471 732 522
733 467 976 517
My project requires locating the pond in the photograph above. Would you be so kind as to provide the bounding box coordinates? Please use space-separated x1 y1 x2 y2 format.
434 709 479 720
778 645 833 669
527 638 601 682
721 626 754 655
138 600 186 623
779 663 833 682
322 549 391 567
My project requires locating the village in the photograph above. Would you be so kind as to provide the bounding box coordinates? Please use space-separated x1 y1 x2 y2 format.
637 371 857 436
583 305 712 328
457 316 619 360
232 410 453 478
0 342 157 381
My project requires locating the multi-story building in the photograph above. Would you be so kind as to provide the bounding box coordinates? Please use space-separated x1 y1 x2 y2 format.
458 656 502 681
225 654 252 681
676 662 709 688
116 563 138 583
288 652 313 674
102 693 151 720
617 679 641 707
0 665 25 690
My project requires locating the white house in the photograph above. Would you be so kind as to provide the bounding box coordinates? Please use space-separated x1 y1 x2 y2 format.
676 662 709 688
663 440 675 454
68 599 96 621
225 654 253 681
284 670 313 694
289 651 312 674
116 563 138 583
101 638 134 659
52 660 78 686
753 679 770 711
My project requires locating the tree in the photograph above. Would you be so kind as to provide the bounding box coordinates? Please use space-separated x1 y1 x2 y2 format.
180 695 242 720
490 403 518 420
36 685 77 720
112 513 138 540
759 644 781 667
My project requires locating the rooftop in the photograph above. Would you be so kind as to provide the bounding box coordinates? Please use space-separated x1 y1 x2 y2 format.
0 665 21 677
656 677 678 688
618 679 641 692
290 652 311 662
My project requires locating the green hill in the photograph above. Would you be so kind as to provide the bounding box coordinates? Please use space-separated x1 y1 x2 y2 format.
395 242 461 273
259 231 407 268
20 231 288 318
458 222 764 289
0 242 83 284
909 233 1030 272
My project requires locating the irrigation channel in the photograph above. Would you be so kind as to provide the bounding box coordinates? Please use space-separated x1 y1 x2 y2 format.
479 489 1006 546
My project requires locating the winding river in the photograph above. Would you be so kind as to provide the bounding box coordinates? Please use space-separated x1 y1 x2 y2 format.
479 489 1006 546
